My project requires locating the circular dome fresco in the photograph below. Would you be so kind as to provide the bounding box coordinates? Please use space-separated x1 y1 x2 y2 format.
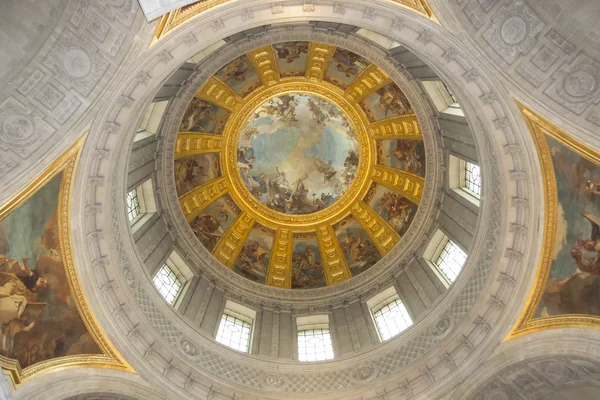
174 41 426 289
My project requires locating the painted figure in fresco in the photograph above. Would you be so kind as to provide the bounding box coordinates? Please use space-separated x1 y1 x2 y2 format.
338 230 379 271
178 159 208 188
0 269 48 356
180 99 217 132
237 240 268 281
387 140 424 175
332 50 367 78
376 85 412 117
571 213 600 275
292 246 323 288
378 192 414 233
190 215 223 250
274 42 308 63
586 180 600 195
220 57 251 83
315 159 337 183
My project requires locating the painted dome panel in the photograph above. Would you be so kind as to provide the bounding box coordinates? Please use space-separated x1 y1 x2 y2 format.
334 216 381 277
237 93 359 215
274 42 309 77
368 184 419 236
179 98 230 133
291 233 326 289
190 194 241 253
233 224 274 284
324 48 370 90
360 83 413 122
214 55 262 97
174 153 221 196
380 139 426 177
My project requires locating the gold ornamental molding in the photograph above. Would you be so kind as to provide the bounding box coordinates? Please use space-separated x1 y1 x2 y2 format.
0 136 132 387
196 76 243 112
369 114 423 140
372 165 424 205
151 1 440 45
316 225 352 285
344 64 392 103
179 177 229 222
305 42 336 82
175 133 224 159
505 103 600 341
266 229 293 288
350 201 400 256
246 45 281 86
212 212 256 268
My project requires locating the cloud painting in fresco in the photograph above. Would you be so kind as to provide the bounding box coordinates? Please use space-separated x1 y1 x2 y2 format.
237 93 359 215
174 153 220 196
536 137 600 317
291 235 325 289
215 55 261 97
179 98 230 134
335 217 380 277
0 174 101 369
360 83 413 122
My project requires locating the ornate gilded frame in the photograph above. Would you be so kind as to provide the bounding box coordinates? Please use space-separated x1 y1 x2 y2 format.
506 103 600 340
0 137 132 387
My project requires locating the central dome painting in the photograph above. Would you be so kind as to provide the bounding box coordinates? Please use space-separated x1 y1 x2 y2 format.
174 41 426 289
237 93 359 215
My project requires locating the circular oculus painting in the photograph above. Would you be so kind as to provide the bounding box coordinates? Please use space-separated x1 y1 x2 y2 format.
237 93 359 215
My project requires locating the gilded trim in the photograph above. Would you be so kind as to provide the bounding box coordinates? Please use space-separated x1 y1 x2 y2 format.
505 103 600 341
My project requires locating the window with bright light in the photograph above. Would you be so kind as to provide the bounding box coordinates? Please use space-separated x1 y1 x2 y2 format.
422 80 462 115
136 100 168 141
372 298 413 341
126 188 141 222
215 314 253 353
153 259 183 305
435 238 467 284
463 161 481 197
297 329 334 362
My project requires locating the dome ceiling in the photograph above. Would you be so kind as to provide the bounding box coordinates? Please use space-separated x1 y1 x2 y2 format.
174 41 426 289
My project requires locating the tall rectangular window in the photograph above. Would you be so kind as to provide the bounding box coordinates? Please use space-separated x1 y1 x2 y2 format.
435 238 467 283
297 329 334 362
153 259 183 305
215 314 253 353
126 188 141 222
464 161 481 197
372 298 413 341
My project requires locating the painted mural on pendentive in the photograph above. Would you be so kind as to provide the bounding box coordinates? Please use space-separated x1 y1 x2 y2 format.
189 194 240 253
291 235 325 289
335 217 380 277
179 98 230 134
369 184 418 235
360 83 413 122
237 93 359 215
232 225 274 284
214 55 261 97
536 137 600 317
380 139 426 177
273 42 309 77
174 153 220 196
0 174 101 369
324 48 370 90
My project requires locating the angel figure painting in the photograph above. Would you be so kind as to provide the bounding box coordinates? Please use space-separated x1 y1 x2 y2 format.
214 55 261 97
189 195 240 253
179 98 230 134
291 236 325 289
369 185 418 235
274 42 309 77
233 226 273 284
381 139 426 177
237 93 359 215
335 218 381 276
174 153 220 196
360 83 413 122
324 48 370 90
0 174 101 369
536 137 600 317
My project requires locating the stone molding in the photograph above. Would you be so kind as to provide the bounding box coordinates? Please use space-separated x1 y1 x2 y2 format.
71 1 542 398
